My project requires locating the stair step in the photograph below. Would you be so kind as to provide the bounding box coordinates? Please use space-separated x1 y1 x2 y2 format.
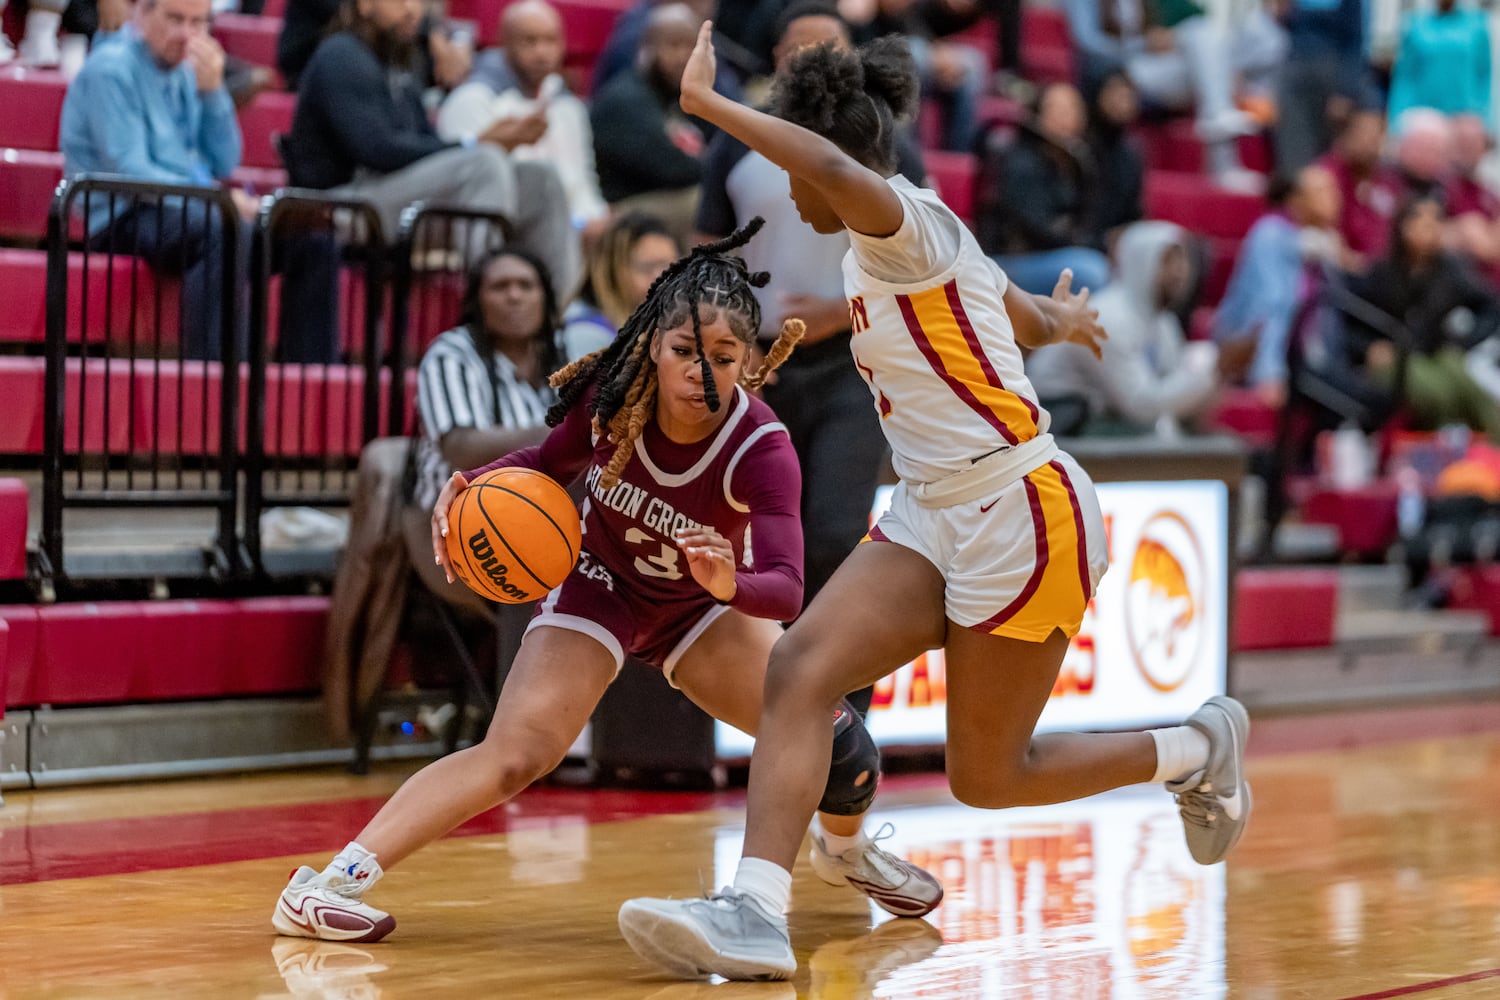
1335 565 1408 615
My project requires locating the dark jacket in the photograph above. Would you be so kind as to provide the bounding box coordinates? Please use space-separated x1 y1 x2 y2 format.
978 127 1095 255
590 68 703 203
1350 251 1500 357
1085 123 1145 242
285 32 453 189
276 0 342 88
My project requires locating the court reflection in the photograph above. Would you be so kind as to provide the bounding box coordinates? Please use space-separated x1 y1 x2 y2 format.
718 788 1225 999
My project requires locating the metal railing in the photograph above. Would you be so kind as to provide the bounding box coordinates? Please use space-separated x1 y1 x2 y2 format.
387 204 517 437
243 192 387 576
40 176 244 586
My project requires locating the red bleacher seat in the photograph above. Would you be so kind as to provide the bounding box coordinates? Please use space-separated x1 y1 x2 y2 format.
1144 171 1265 240
1302 484 1400 558
237 91 295 171
1448 565 1500 636
0 68 67 151
0 616 8 718
1020 7 1074 84
0 355 412 459
1206 387 1278 447
1138 121 1272 175
212 13 280 69
0 597 327 706
1234 568 1339 651
261 0 286 17
0 149 63 241
0 479 26 581
1202 235 1240 306
0 606 38 708
0 248 181 348
923 150 977 226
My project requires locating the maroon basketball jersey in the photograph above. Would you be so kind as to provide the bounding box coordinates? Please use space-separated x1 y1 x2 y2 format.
469 385 805 620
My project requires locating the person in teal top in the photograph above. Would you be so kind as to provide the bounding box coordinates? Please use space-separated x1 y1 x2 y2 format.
1388 0 1492 127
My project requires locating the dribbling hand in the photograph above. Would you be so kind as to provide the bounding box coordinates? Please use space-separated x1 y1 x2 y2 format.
674 526 736 603
431 471 469 585
1051 268 1108 360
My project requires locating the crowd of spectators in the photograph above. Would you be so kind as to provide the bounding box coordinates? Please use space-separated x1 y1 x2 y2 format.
34 0 1500 535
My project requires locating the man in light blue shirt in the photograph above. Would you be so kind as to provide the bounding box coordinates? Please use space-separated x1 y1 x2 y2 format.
60 0 252 360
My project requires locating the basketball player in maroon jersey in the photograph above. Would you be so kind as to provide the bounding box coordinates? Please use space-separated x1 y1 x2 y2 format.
272 220 942 944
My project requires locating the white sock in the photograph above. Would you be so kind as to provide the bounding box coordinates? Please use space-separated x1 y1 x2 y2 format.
817 821 868 856
1149 726 1211 784
20 9 61 58
325 840 384 894
732 857 792 918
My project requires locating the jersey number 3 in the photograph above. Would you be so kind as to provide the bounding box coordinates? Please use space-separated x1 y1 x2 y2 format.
625 528 684 581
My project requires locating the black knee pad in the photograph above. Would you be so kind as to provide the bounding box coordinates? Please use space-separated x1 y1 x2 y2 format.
818 699 880 816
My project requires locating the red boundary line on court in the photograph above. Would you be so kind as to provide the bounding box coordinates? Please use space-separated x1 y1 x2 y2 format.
1338 967 1500 999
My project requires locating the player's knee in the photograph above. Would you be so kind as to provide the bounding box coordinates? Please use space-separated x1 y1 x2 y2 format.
818 700 880 816
480 734 567 801
763 631 844 709
947 754 1033 810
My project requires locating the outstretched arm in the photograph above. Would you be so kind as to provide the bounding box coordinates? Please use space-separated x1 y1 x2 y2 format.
678 21 905 238
1003 268 1108 359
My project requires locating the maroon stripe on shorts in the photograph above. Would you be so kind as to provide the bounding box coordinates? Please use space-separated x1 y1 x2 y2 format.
1051 459 1092 603
977 474 1048 631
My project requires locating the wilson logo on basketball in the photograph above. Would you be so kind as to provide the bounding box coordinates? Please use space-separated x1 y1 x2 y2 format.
1124 512 1206 693
467 530 529 601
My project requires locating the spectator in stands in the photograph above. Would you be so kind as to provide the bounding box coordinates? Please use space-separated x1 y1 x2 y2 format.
560 213 680 360
590 2 704 244
1213 165 1347 403
410 249 560 582
592 0 730 92
1393 108 1455 204
277 0 471 92
1320 107 1401 265
1388 0 1491 128
978 82 1111 294
1350 193 1500 439
1025 221 1219 436
285 0 579 299
694 2 900 694
842 0 987 153
1061 0 1285 188
59 0 255 360
1273 0 1373 177
1084 69 1145 250
1447 114 1500 276
437 0 608 230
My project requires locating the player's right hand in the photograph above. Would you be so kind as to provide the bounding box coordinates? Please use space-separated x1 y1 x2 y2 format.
432 471 469 585
679 21 717 118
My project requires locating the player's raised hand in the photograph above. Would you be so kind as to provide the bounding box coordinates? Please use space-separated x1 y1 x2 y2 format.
674 526 736 603
679 21 717 118
1050 268 1108 360
431 471 469 585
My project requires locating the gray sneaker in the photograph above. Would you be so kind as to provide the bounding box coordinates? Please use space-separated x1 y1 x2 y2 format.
618 887 796 981
1167 695 1253 865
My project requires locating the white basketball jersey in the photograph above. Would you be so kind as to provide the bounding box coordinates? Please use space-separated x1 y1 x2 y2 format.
842 177 1051 485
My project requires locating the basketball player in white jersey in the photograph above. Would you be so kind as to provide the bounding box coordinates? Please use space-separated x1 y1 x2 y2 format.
617 24 1254 981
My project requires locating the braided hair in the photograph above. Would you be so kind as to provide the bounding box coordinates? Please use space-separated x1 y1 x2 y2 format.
548 217 805 489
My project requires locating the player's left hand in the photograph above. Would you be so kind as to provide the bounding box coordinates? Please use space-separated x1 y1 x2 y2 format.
679 21 717 118
1051 268 1107 360
675 526 736 603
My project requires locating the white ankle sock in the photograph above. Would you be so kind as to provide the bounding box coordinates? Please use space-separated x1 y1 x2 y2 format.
732 857 791 917
1149 726 1211 784
326 840 384 893
817 823 868 856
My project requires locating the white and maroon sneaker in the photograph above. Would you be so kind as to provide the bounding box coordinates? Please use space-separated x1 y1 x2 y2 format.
272 866 396 943
809 824 944 918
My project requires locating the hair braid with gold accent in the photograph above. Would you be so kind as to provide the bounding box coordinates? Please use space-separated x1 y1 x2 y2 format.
548 217 800 489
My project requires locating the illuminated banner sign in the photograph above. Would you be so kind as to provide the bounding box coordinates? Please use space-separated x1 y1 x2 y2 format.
716 479 1229 755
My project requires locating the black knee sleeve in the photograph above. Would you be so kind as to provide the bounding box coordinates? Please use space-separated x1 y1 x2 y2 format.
818 699 880 816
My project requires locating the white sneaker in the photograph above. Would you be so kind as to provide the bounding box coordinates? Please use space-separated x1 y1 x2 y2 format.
272 866 396 943
618 887 796 981
0 37 16 63
809 823 944 918
1167 695 1254 865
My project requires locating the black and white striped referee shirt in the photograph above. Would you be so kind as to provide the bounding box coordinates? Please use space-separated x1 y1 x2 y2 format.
414 327 556 510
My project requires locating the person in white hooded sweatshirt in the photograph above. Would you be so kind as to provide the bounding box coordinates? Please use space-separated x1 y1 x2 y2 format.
1026 221 1220 437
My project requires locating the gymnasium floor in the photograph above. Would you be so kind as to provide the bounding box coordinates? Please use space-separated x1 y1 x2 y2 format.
2 702 1500 999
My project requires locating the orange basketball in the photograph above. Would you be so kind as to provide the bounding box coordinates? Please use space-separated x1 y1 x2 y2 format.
444 468 582 604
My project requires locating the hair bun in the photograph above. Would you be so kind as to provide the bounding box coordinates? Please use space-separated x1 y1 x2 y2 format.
748 270 770 288
860 35 919 123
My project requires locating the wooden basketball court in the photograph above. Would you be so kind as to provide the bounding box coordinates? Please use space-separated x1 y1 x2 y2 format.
3 700 1500 999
